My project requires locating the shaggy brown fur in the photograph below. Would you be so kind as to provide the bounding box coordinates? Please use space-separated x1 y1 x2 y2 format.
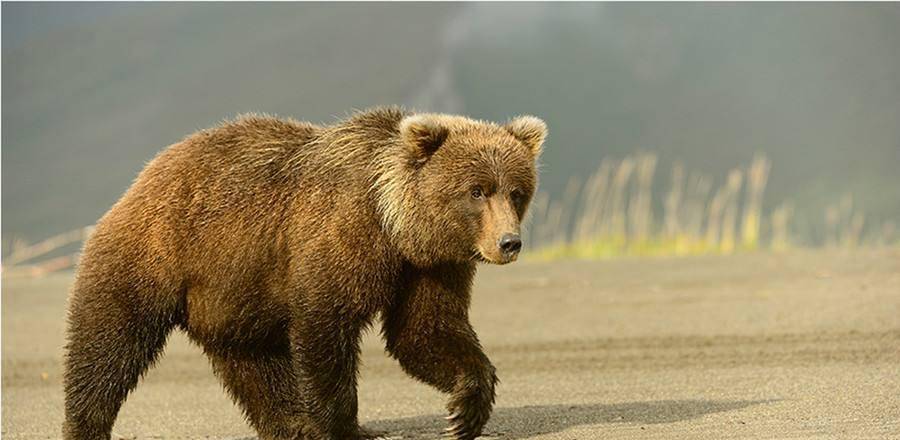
62 107 547 440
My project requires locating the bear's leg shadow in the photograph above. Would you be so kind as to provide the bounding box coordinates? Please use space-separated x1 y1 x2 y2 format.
290 301 367 439
206 340 303 440
63 275 180 440
382 263 498 440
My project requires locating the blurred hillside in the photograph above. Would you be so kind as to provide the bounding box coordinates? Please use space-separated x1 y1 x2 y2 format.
3 3 899 248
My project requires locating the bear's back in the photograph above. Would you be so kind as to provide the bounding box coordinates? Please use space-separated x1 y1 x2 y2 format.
79 116 326 288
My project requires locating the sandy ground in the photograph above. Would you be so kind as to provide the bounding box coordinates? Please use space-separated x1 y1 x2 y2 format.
3 250 900 439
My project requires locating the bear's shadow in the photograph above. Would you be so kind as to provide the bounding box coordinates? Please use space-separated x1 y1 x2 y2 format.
363 399 775 439
237 398 774 439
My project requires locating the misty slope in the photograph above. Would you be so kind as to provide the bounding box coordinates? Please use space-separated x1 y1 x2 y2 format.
2 3 459 243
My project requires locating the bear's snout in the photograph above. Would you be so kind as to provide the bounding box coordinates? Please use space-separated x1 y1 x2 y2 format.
498 233 522 258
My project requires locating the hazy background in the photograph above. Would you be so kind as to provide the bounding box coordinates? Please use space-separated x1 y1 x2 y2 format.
3 2 899 250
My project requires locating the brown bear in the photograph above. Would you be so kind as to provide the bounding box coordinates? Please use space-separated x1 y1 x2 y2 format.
62 107 546 440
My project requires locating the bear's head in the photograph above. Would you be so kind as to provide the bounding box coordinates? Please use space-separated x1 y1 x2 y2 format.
376 112 547 267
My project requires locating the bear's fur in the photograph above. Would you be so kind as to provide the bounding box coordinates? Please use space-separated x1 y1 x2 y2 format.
62 107 546 440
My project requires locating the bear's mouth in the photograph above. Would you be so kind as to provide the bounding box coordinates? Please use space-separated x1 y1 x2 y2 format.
473 248 514 265
472 248 493 264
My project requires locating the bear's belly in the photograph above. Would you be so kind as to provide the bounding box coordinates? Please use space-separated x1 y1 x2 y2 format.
182 285 292 351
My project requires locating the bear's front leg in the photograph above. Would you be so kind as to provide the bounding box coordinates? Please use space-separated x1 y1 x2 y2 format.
383 262 498 440
291 301 367 439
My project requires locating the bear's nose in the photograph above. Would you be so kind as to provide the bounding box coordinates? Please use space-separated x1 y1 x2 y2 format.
499 233 522 256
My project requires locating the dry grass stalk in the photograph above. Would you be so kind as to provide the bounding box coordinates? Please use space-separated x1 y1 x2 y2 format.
741 154 770 249
719 169 744 254
770 202 793 252
5 226 94 266
574 161 611 242
846 213 865 248
664 162 685 240
705 186 728 248
524 191 549 250
544 201 565 248
628 154 657 243
2 253 80 278
684 174 712 243
558 176 582 243
608 158 634 241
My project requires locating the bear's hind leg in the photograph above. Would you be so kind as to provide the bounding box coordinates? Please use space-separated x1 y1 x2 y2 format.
63 280 179 440
206 343 303 440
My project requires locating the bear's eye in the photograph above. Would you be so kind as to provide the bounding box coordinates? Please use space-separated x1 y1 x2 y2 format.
511 189 524 202
471 187 484 200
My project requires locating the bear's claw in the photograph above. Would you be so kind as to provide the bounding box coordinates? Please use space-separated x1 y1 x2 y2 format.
443 407 489 440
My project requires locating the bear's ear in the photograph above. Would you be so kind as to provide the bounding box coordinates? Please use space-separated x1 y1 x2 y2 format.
399 114 449 162
505 116 547 157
